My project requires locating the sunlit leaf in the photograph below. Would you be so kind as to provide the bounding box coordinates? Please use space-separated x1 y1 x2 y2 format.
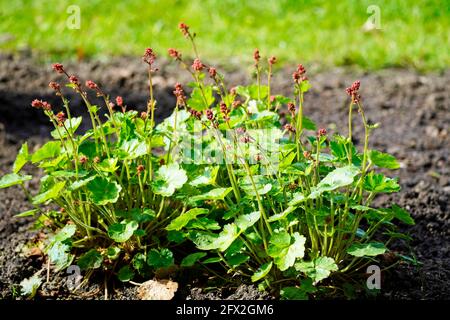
0 173 32 188
13 142 29 173
347 242 387 257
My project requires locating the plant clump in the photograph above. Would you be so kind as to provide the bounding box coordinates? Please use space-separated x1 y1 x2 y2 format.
0 23 417 299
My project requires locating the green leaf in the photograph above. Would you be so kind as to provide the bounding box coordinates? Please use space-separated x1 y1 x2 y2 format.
190 166 219 187
251 261 273 282
309 165 359 199
50 117 82 139
46 225 76 271
187 217 220 230
181 252 207 267
268 231 291 256
295 257 338 284
347 242 387 257
31 141 61 163
302 116 316 131
390 204 415 225
369 150 400 169
363 172 400 193
227 253 249 267
106 247 121 260
47 241 74 271
268 206 296 222
96 158 119 173
15 209 39 218
239 175 272 196
276 233 306 271
68 175 96 191
147 248 174 269
118 139 147 159
269 232 306 271
53 224 77 242
288 192 306 207
108 220 138 243
187 86 215 111
152 163 187 197
132 253 147 274
0 173 32 188
190 187 232 202
87 177 122 205
203 257 221 264
20 273 42 298
235 211 260 231
166 208 209 231
190 224 239 252
280 287 308 300
117 266 134 282
32 181 66 204
300 80 311 93
13 142 29 173
235 84 269 100
77 249 103 270
132 208 156 223
214 224 239 251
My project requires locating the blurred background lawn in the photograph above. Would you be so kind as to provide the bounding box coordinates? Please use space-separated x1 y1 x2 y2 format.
1 0 449 71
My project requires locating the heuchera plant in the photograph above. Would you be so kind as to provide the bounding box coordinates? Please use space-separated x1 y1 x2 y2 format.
0 23 416 299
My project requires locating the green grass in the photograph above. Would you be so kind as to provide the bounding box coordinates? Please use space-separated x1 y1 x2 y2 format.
1 0 449 70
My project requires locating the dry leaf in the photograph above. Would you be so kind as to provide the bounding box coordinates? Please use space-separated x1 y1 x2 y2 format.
137 279 178 300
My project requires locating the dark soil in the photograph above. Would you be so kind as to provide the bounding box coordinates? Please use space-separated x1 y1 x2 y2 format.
0 53 448 300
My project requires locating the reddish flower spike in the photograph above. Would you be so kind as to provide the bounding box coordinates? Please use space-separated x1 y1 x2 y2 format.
52 63 65 74
178 23 190 37
192 58 204 72
116 96 123 107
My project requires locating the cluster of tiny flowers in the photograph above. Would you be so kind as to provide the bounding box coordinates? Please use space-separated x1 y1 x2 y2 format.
85 80 97 89
208 67 217 78
206 109 219 128
220 101 230 121
140 111 148 120
192 58 204 72
137 164 145 175
268 56 277 65
288 102 296 114
86 80 104 97
303 151 312 159
189 108 202 120
31 99 52 111
56 111 66 126
317 128 327 137
116 96 123 107
240 134 251 143
168 48 182 60
235 127 246 135
284 123 296 133
178 22 190 37
292 64 307 83
206 109 214 121
346 80 361 103
253 49 261 64
52 63 65 74
69 75 80 86
79 155 88 164
143 48 156 66
173 83 186 106
48 81 61 95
